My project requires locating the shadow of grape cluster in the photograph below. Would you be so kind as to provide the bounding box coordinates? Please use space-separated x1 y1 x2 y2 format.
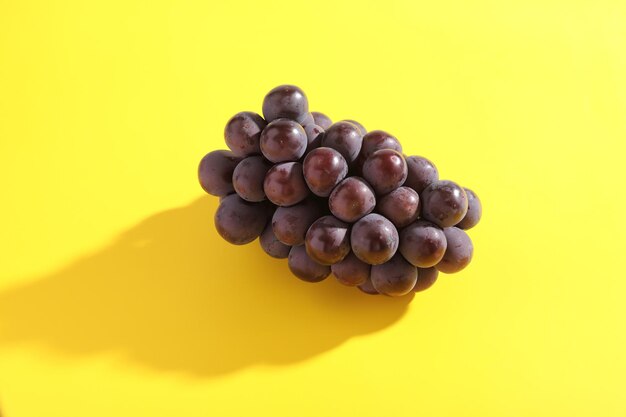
0 197 412 376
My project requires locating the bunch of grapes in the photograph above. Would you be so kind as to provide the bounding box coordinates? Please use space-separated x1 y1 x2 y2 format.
198 85 482 296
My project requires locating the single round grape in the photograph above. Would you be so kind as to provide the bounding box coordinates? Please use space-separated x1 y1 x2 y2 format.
351 213 399 265
232 156 272 202
328 177 376 223
362 149 407 195
413 267 439 292
260 119 307 163
321 121 363 164
259 223 291 258
355 130 402 173
421 180 468 228
300 112 315 128
303 147 348 197
357 276 379 295
341 119 367 135
361 130 402 157
304 215 351 265
304 124 325 153
288 245 331 283
436 227 473 273
198 150 241 197
311 111 332 130
224 111 267 156
377 186 420 228
263 162 310 206
262 85 309 123
404 156 439 193
371 253 417 296
331 252 371 286
457 188 482 230
272 198 323 246
399 220 447 268
214 194 269 245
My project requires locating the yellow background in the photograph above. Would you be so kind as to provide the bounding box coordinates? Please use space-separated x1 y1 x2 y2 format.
1 0 625 415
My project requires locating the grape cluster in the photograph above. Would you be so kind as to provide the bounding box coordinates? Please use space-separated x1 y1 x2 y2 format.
198 85 482 297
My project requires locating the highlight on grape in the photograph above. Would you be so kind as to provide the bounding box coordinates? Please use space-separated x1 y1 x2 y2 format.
198 85 482 296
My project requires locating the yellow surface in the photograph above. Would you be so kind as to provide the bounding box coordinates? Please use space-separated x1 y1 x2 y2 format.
1 0 625 415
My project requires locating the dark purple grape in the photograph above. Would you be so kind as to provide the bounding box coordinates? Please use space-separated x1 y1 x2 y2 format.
303 147 348 197
404 156 439 193
262 85 309 123
331 252 370 286
304 124 325 153
377 186 420 228
413 267 439 292
260 119 307 163
362 149 407 195
311 111 332 130
328 177 376 223
198 150 241 197
300 112 315 127
321 121 363 164
341 119 367 135
436 227 473 273
421 180 468 228
214 194 269 245
272 198 323 246
371 253 417 296
399 220 447 268
259 223 291 258
357 276 379 295
304 215 351 265
224 112 267 156
288 245 331 282
351 213 399 265
263 162 309 206
457 188 482 230
355 130 402 173
361 130 401 157
232 156 272 202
